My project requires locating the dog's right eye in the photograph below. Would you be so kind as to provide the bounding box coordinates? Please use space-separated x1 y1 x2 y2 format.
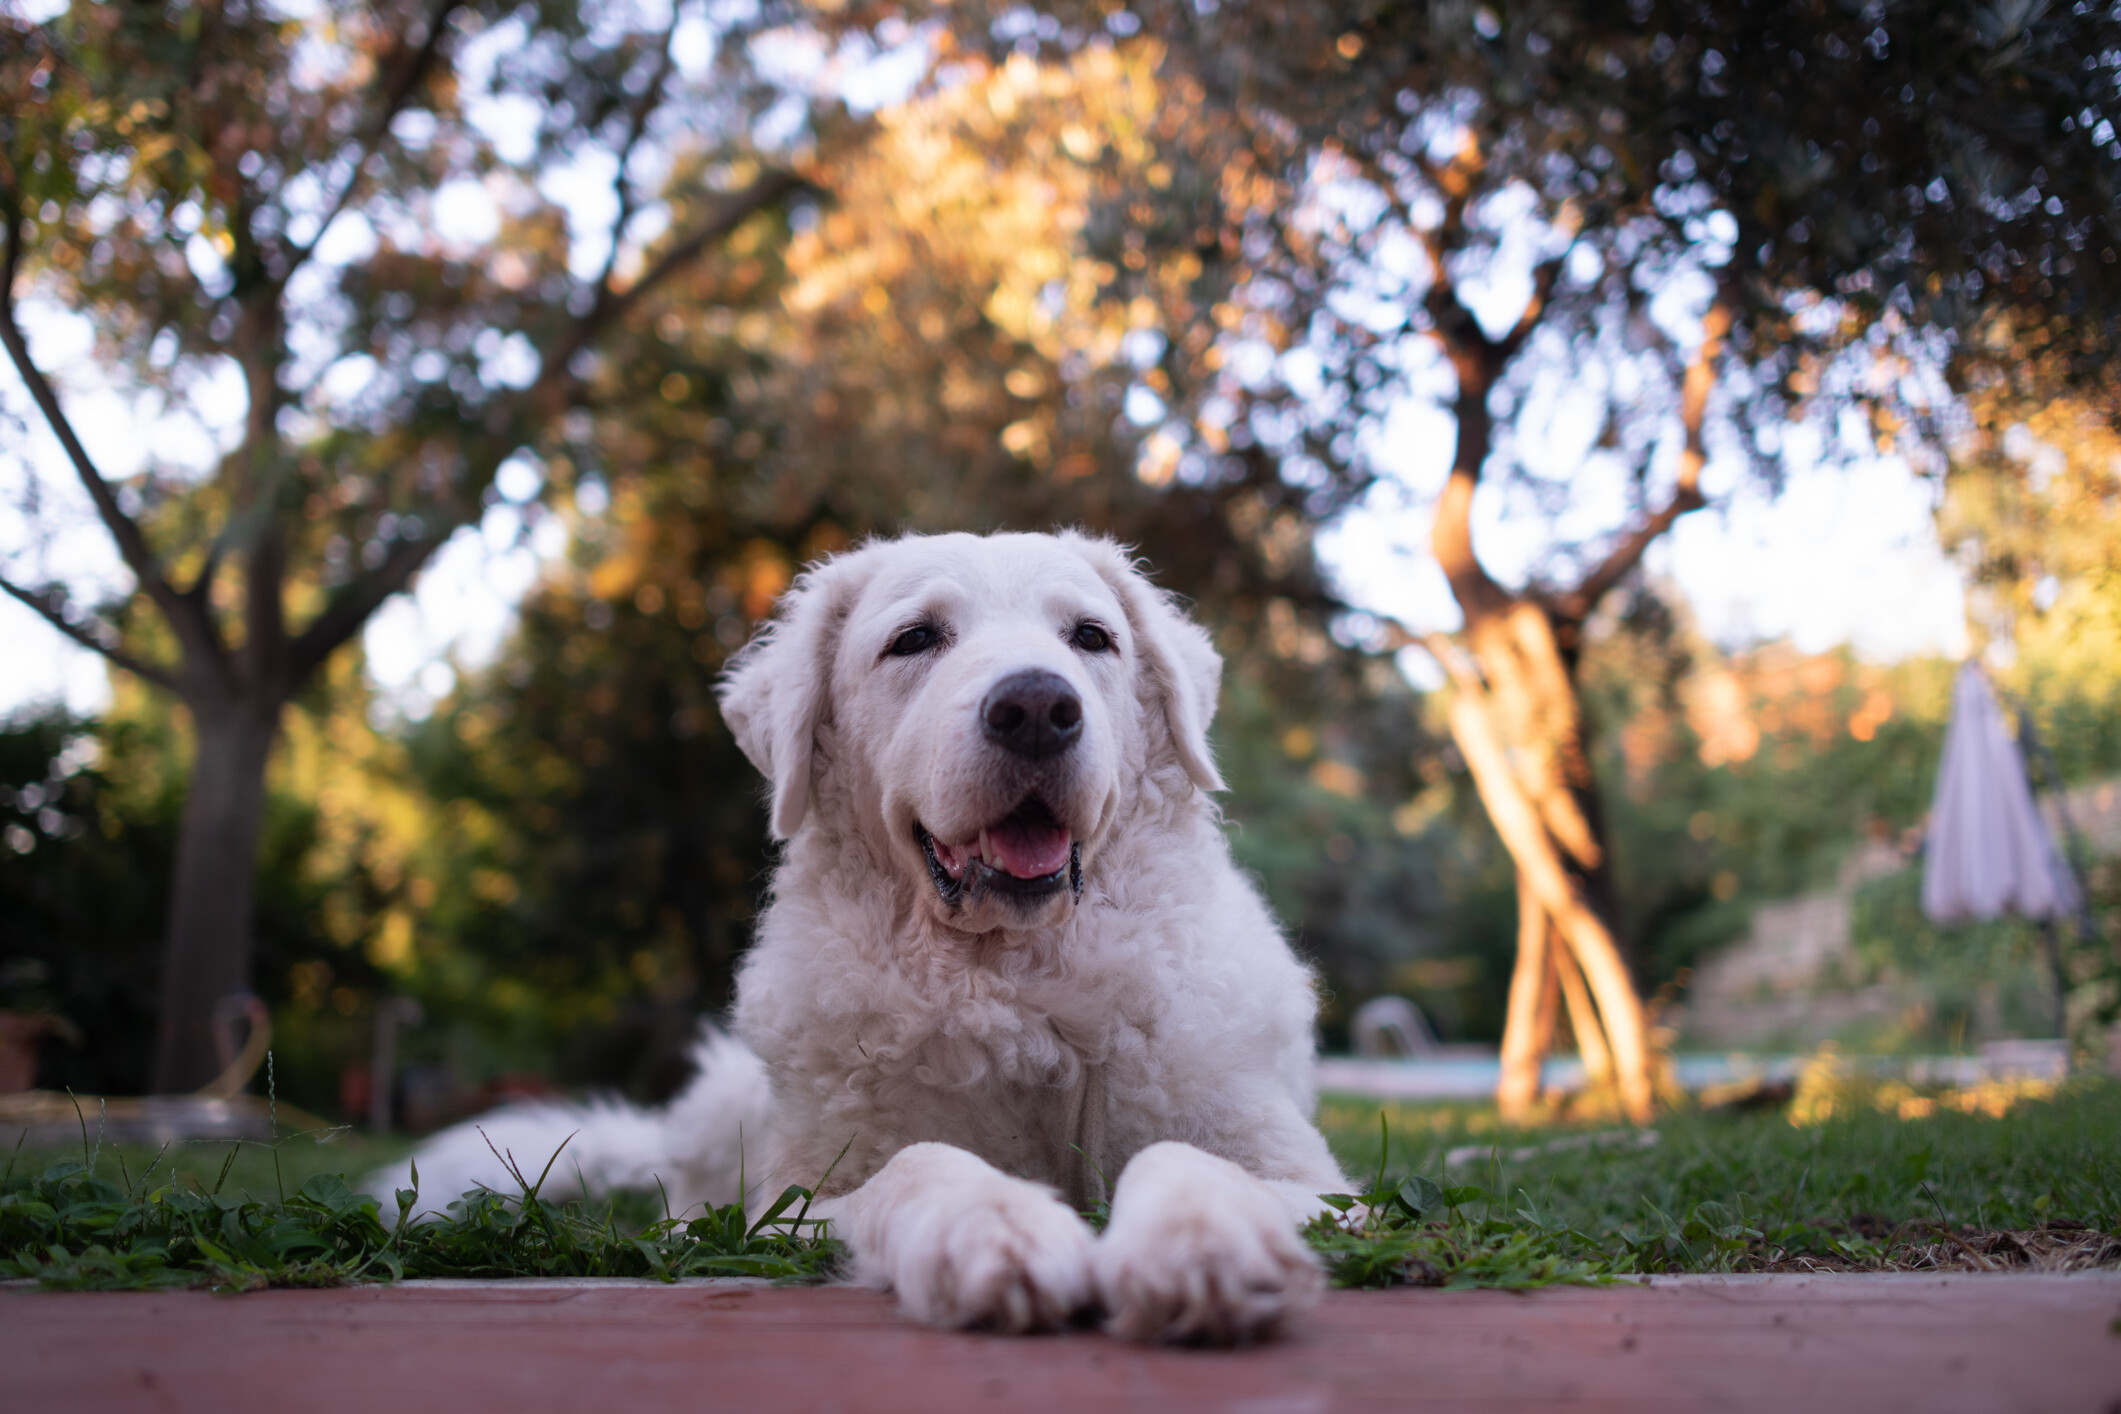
1070 621 1113 653
887 625 938 657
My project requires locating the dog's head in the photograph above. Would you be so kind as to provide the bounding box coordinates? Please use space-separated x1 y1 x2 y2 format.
717 531 1225 933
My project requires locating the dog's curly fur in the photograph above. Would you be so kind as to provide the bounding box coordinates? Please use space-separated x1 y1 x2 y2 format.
372 531 1349 1341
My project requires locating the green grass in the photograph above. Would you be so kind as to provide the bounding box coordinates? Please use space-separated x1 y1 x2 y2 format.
1 1123 843 1291
1303 1079 2121 1288
7 1081 2116 1294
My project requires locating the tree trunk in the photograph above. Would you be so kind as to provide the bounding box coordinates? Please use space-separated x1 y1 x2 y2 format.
1496 874 1560 1115
1412 290 1729 1124
1395 222 1723 1123
1426 363 1654 1123
1433 635 1655 1123
1554 935 1614 1088
151 699 282 1093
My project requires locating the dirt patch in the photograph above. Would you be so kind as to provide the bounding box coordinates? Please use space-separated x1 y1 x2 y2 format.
1753 1220 2121 1274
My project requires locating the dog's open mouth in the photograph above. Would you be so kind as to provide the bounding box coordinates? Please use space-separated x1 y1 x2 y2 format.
915 797 1083 907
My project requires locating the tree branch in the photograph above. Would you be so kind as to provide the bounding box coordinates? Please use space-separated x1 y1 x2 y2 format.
1424 630 1653 1124
184 539 226 603
541 168 809 397
1337 141 1466 313
285 0 465 274
614 169 811 324
285 533 443 684
242 527 290 688
283 171 806 696
1410 144 1480 310
0 573 179 692
1398 133 1575 379
1496 870 1557 1118
1496 248 1568 363
1547 301 1731 624
1544 486 1700 626
591 6 686 299
0 192 217 664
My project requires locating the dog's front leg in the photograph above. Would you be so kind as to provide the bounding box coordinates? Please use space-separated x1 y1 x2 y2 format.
818 1142 1096 1332
1091 1142 1327 1344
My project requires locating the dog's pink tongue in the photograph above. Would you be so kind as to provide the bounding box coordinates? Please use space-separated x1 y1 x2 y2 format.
983 820 1072 878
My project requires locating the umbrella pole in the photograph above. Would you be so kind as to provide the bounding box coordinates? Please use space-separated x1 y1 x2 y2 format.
2037 917 2068 1040
2016 708 2101 945
2015 704 2084 1042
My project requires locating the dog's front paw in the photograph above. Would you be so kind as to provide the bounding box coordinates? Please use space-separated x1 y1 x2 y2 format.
848 1144 1095 1333
891 1179 1096 1332
1093 1142 1324 1344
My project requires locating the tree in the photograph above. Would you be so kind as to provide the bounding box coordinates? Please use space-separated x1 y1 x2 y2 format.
857 0 2121 1121
0 0 804 1089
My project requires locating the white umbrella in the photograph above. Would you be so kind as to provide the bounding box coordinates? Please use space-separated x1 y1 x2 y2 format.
1922 661 2082 924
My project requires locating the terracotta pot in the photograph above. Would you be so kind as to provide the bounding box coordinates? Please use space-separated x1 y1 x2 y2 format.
0 1012 52 1095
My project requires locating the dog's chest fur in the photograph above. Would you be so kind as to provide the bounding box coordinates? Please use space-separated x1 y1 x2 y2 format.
735 761 1317 1212
750 930 1172 1207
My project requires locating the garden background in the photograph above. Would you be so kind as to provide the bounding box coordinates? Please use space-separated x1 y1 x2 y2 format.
3 0 2120 1134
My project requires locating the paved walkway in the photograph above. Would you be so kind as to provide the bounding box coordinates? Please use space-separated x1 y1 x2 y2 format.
9 1272 2119 1412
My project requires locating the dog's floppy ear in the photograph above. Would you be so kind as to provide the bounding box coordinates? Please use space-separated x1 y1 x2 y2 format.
1067 533 1227 793
716 552 867 839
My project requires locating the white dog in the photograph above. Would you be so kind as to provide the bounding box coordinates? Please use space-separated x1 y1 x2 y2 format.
372 531 1351 1341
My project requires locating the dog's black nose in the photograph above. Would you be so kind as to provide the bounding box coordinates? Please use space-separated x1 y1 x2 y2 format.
981 670 1083 758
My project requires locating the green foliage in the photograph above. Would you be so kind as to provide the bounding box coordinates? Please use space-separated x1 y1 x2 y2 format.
1601 666 1953 981
1570 576 2121 998
1850 863 2121 1045
0 707 400 1100
1306 1116 1614 1290
14 0 2121 1110
1213 671 1458 1040
1 0 811 1089
918 0 2121 460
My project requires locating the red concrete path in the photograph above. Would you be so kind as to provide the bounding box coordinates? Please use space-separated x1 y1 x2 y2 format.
8 1273 2120 1413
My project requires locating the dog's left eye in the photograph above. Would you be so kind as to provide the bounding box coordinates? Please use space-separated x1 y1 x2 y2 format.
1070 622 1113 653
888 625 939 657
882 623 941 657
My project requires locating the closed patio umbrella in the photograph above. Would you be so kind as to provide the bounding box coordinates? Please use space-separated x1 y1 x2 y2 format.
1922 661 2080 1033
